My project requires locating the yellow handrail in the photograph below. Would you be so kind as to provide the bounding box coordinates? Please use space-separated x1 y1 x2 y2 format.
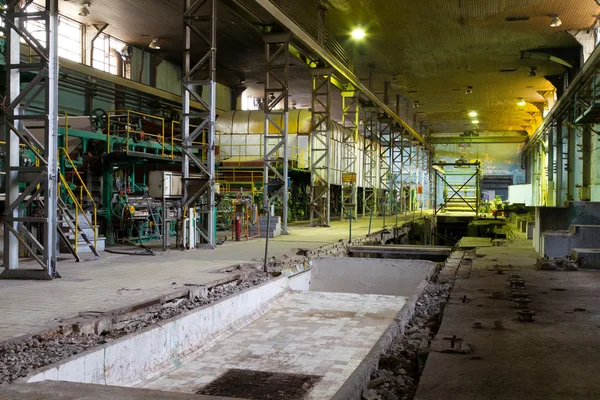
58 147 97 250
107 110 166 157
58 110 69 153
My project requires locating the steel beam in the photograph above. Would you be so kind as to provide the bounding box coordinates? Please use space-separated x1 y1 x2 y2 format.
247 0 425 146
1 0 59 279
429 136 527 144
263 32 291 234
341 88 359 221
181 0 217 248
310 68 331 226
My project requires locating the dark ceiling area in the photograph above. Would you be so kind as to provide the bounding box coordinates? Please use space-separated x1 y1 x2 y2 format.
54 0 600 134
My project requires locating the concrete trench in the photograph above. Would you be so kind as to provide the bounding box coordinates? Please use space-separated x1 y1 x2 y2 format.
0 221 458 400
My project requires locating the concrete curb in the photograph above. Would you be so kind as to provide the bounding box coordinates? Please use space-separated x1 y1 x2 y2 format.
331 278 430 400
18 276 290 386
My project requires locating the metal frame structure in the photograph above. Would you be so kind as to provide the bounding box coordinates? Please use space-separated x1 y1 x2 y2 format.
433 162 481 216
390 126 406 214
309 68 332 226
263 32 291 233
181 0 217 248
362 104 379 217
1 0 60 279
340 87 359 221
378 115 393 216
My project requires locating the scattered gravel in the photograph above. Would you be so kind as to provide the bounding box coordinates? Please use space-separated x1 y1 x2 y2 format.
0 271 271 384
364 273 453 400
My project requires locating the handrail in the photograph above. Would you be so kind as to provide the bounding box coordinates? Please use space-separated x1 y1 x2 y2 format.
108 110 166 157
171 120 204 160
58 110 69 153
58 147 97 250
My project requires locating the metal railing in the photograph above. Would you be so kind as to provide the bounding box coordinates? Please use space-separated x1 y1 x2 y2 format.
217 141 308 169
58 147 98 252
107 110 166 157
170 120 206 160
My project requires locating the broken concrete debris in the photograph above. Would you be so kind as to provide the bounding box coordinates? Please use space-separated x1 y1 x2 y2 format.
0 270 270 384
538 256 579 271
366 276 453 400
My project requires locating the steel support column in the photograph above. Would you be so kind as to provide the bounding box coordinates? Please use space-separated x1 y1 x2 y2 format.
263 33 292 233
310 68 332 226
362 105 378 217
340 88 359 221
391 126 404 215
181 0 217 248
378 115 393 217
1 0 59 280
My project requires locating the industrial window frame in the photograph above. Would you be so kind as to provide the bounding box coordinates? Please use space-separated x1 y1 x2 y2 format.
22 4 84 63
92 33 130 78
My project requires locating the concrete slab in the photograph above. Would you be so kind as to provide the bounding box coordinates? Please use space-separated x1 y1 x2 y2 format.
0 381 238 400
143 291 408 399
309 257 435 296
571 248 600 269
415 233 600 400
457 236 493 247
0 214 426 343
347 245 451 262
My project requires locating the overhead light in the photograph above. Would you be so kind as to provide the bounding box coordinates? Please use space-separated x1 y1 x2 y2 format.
549 14 562 28
78 2 90 16
529 67 537 77
149 37 161 50
472 119 479 124
351 28 366 40
518 98 527 106
468 111 478 117
465 86 473 95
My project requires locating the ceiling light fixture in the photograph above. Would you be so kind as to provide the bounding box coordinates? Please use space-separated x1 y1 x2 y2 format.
468 111 478 117
78 2 90 16
472 119 479 124
148 37 161 50
465 86 473 95
549 14 562 28
529 67 537 77
518 98 527 106
351 27 366 40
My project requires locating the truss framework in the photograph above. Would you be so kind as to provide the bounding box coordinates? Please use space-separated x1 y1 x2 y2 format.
1 0 59 279
362 105 379 217
181 0 217 248
378 115 393 216
340 88 359 221
310 68 332 226
263 33 291 233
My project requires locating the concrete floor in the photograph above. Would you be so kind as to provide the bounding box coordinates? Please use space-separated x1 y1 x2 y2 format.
143 291 407 399
0 214 421 343
415 232 600 400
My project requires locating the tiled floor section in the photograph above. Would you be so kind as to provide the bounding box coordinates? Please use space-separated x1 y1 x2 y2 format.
143 291 407 399
0 214 424 342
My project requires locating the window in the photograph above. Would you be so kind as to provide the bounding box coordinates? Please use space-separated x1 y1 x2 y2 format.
92 33 129 77
22 5 83 63
58 17 83 62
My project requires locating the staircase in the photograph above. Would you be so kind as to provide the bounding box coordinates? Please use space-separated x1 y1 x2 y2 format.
58 198 103 259
57 148 103 261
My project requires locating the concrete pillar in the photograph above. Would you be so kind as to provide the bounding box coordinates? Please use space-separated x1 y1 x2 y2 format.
582 125 591 198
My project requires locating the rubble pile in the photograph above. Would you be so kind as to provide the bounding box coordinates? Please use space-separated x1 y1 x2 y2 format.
0 271 270 384
363 281 452 400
